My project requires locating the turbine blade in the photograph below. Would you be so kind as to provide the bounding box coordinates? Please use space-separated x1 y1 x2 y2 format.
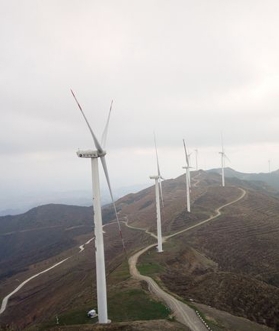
183 139 189 167
224 153 231 163
100 156 126 253
70 89 103 153
101 100 113 149
159 179 164 208
221 132 224 153
154 133 161 177
187 153 191 167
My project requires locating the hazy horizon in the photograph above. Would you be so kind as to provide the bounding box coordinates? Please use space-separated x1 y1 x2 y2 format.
1 166 277 216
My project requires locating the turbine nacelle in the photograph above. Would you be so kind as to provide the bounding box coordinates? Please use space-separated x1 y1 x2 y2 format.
150 175 160 180
77 149 106 158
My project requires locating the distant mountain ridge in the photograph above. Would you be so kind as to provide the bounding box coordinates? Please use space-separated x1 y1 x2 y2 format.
207 167 279 191
0 183 150 216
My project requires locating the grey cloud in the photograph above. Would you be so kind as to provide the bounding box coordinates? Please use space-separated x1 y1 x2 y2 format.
1 1 279 210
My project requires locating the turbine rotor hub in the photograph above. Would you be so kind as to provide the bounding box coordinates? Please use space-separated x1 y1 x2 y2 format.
77 149 106 158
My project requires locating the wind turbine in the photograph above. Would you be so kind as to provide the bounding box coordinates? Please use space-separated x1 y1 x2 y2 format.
150 134 164 253
219 134 229 187
71 90 121 324
183 140 191 213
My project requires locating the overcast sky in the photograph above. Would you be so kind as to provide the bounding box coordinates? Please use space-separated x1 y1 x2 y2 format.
1 1 279 210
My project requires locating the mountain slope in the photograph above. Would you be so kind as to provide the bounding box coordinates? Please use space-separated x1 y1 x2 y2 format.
136 172 279 328
0 204 93 281
2 169 279 329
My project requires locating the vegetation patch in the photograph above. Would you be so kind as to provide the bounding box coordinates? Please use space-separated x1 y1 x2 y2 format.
54 309 95 326
107 261 130 283
27 291 170 330
139 200 153 210
137 262 164 276
108 289 169 322
22 308 96 331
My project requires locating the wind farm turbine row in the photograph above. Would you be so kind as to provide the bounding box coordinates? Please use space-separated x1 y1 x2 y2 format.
150 138 228 218
149 135 230 254
149 138 195 254
150 135 211 257
71 92 229 324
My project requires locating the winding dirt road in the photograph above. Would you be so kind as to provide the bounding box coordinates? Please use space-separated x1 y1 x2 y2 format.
0 258 69 314
0 237 95 315
127 187 247 331
167 187 246 239
129 245 207 331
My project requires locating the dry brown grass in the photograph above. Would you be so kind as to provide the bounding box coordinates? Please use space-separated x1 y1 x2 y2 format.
3 170 279 330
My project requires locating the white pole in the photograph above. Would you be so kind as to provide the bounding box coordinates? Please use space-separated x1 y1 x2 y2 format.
186 168 191 212
221 154 225 187
182 167 191 213
91 157 108 324
188 167 191 189
154 178 163 252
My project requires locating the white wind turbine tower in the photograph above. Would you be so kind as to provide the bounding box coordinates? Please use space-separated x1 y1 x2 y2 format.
183 140 191 213
219 134 229 187
71 90 122 324
185 147 192 189
150 135 164 253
